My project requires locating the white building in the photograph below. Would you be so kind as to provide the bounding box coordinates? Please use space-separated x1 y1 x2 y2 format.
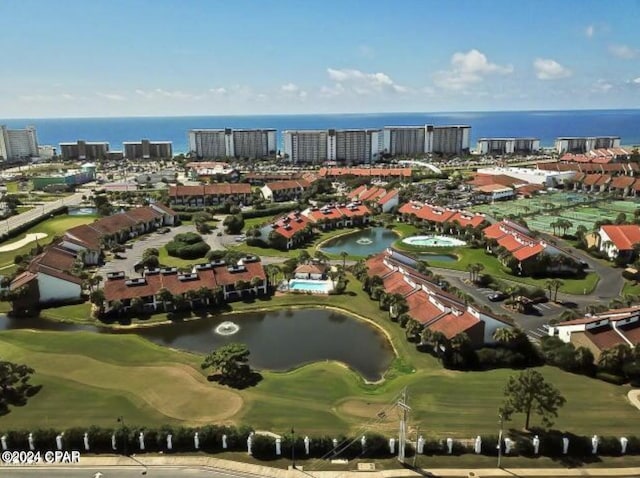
555 136 621 154
383 126 428 156
283 130 328 164
477 166 576 187
188 128 276 159
476 137 540 155
284 129 382 164
431 125 471 155
0 125 39 162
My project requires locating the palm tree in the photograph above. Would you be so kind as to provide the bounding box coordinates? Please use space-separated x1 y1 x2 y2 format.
250 276 264 295
366 275 383 294
264 264 281 287
388 293 408 318
545 279 564 302
557 309 581 322
130 297 144 315
466 263 475 282
157 288 173 312
340 251 349 269
405 318 423 342
314 250 329 264
196 286 213 306
110 299 124 316
493 327 517 346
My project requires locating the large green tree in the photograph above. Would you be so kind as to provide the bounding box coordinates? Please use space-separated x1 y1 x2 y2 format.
201 343 253 387
0 360 41 415
500 370 566 430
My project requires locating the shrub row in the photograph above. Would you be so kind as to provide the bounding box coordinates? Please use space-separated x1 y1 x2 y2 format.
1 426 637 459
241 204 299 220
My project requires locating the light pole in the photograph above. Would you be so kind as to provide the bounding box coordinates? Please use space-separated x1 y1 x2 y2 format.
497 413 504 469
291 426 296 470
117 416 147 475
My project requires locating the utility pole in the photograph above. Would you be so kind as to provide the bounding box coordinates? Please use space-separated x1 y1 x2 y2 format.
497 414 504 469
397 387 411 464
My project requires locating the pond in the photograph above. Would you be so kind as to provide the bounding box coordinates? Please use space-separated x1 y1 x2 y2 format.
67 207 97 216
319 227 398 257
0 308 394 381
416 253 458 263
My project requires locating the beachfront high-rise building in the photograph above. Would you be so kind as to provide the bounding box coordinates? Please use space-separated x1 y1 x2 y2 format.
188 129 276 159
555 136 621 154
123 139 173 160
431 125 471 155
476 137 540 155
59 140 110 161
284 129 383 164
383 126 428 156
382 125 470 156
232 129 277 159
283 130 328 164
0 125 39 162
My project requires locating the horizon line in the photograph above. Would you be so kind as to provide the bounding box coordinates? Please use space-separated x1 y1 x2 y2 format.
2 107 640 122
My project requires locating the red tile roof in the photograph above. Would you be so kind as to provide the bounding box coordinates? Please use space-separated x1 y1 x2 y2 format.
270 212 311 239
468 174 526 187
306 205 344 222
365 255 394 278
104 261 265 302
378 189 399 205
406 292 447 324
512 243 545 261
319 167 412 178
169 184 251 196
428 311 481 340
9 271 37 290
601 224 640 251
264 179 310 191
382 271 415 297
610 176 636 189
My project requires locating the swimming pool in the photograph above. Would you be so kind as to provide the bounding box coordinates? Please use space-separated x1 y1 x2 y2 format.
402 235 467 247
288 279 334 293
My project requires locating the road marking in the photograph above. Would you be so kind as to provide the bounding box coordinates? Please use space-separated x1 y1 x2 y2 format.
528 330 543 338
537 303 551 310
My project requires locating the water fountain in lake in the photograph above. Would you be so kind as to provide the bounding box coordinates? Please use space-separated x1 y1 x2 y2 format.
214 321 240 336
356 237 373 245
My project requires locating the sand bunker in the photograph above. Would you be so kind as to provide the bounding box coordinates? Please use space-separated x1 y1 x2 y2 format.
0 233 48 252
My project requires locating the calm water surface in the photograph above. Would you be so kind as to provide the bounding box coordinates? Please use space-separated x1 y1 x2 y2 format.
0 308 393 381
320 227 397 257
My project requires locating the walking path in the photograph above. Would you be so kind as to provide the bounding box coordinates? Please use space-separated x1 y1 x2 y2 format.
628 390 640 411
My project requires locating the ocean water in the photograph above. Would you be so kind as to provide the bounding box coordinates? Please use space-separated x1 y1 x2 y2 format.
2 109 640 153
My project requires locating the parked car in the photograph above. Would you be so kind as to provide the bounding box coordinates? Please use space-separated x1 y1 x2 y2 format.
488 292 507 302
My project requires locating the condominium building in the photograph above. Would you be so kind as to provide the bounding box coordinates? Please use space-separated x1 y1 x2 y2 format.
0 125 39 162
383 126 428 156
188 128 276 159
382 124 470 156
59 140 110 161
284 128 383 164
123 139 173 160
283 130 328 164
330 129 383 164
555 136 621 154
476 137 540 155
232 129 277 159
431 125 471 155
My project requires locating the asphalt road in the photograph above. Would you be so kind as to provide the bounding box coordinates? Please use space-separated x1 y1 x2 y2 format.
1 192 85 235
1 466 260 478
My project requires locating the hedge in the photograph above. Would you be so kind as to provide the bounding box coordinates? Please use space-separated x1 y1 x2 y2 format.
241 204 300 220
165 233 211 259
0 426 637 459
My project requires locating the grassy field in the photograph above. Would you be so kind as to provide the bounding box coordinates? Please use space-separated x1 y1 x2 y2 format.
40 302 93 324
393 243 599 295
0 214 99 273
157 246 209 268
1 275 638 436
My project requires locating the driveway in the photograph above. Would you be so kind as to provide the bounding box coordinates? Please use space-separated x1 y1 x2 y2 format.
98 222 228 277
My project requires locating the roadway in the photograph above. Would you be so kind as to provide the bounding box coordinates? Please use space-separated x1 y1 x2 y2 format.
1 466 262 478
1 192 85 236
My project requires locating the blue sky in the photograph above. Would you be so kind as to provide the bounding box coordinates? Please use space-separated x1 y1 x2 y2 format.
1 0 639 117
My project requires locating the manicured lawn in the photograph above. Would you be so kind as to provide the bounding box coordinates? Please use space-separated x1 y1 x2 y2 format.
243 216 271 232
394 243 599 295
2 276 638 436
40 302 93 324
157 246 209 268
0 214 99 272
15 206 34 214
622 280 640 297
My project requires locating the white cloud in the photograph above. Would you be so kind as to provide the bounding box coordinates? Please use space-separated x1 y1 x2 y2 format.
319 84 345 98
281 83 299 93
97 92 126 101
209 87 227 95
631 77 640 85
533 58 572 80
591 79 613 93
135 88 202 100
433 49 513 90
609 44 638 59
18 93 77 102
326 68 407 94
585 25 595 38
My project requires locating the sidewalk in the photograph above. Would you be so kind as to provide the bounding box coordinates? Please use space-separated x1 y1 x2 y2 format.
4 455 640 478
